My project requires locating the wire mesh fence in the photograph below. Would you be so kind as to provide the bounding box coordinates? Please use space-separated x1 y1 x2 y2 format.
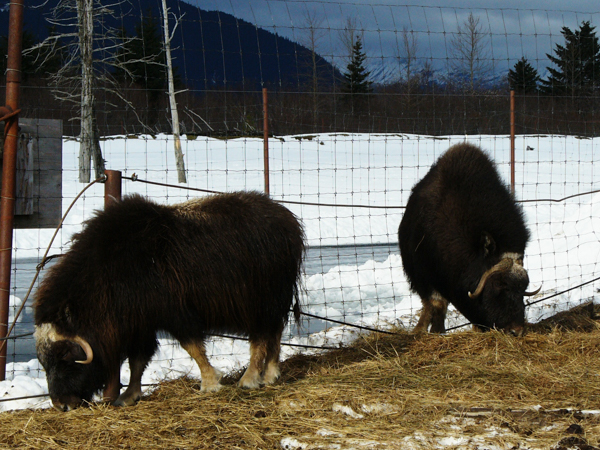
1 0 600 407
12 2 600 137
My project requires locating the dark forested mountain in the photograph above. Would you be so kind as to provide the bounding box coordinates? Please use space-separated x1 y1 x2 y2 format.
0 0 340 91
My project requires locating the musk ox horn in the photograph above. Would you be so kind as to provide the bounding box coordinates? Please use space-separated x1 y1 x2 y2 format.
73 336 94 364
35 324 94 364
524 285 542 296
468 258 514 299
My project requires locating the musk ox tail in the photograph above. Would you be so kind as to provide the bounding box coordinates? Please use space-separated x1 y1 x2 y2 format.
290 257 304 326
292 294 302 324
290 213 306 327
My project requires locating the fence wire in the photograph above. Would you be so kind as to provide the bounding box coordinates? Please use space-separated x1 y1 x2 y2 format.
2 1 600 409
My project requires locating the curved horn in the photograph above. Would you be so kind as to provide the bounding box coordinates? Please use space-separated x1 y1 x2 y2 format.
73 336 94 365
524 285 542 297
468 258 514 299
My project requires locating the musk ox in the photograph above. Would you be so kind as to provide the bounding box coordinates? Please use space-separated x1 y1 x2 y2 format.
398 143 539 336
34 191 305 411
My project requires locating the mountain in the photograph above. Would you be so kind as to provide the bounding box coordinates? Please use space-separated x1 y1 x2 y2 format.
367 59 400 85
0 0 341 91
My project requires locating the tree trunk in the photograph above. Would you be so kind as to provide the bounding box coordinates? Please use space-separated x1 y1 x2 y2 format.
76 0 105 182
161 0 186 183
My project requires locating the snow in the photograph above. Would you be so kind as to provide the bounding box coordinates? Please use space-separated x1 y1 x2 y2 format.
1 132 599 417
281 437 309 449
8 295 31 323
332 403 364 419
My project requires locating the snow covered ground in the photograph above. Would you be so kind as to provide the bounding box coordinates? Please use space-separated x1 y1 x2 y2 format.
1 132 599 412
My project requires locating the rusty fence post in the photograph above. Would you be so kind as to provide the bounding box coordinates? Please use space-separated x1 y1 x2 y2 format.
104 170 122 207
510 90 516 195
0 0 24 381
263 88 270 196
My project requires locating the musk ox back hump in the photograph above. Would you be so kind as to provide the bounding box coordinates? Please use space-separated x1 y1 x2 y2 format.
169 191 306 326
405 143 529 259
437 144 529 252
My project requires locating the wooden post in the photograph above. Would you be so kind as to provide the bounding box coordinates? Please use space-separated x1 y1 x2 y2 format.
510 90 516 195
263 88 270 195
0 0 24 381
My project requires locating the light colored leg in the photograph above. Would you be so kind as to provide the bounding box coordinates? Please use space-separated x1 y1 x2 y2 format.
113 356 148 407
238 340 267 389
414 291 448 334
263 331 282 385
414 298 433 333
182 341 223 392
429 291 448 334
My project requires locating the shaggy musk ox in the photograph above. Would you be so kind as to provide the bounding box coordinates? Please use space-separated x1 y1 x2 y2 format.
398 143 539 335
34 191 305 411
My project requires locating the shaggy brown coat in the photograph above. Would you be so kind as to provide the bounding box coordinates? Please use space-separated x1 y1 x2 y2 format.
34 191 305 410
398 143 534 335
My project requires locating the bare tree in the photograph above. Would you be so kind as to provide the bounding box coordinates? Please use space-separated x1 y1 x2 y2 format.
38 0 138 182
397 26 419 93
301 8 327 128
450 12 492 91
160 0 186 183
76 0 104 182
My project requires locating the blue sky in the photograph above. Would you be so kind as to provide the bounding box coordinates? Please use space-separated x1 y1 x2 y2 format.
188 0 600 80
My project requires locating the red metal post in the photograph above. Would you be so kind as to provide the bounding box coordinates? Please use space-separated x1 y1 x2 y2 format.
101 169 121 401
0 0 24 381
104 170 122 207
510 90 516 195
263 88 270 196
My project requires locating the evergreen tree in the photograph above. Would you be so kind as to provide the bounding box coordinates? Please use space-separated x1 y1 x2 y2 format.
341 37 372 113
541 21 600 96
118 11 168 103
341 37 372 95
508 57 540 94
0 30 63 82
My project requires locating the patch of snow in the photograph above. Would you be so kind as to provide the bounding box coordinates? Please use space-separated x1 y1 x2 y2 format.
332 403 364 419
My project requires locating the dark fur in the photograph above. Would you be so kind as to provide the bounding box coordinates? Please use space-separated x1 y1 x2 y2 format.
398 143 531 332
35 191 305 408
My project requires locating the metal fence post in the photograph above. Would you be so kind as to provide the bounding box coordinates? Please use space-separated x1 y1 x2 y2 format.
510 90 516 195
104 170 122 207
263 88 270 196
0 0 24 381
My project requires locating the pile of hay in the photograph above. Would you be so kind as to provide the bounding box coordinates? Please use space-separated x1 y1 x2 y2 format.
1 305 600 449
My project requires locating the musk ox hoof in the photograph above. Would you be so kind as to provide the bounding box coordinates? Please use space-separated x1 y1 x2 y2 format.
113 392 141 407
238 367 263 389
201 382 223 393
238 377 262 389
262 364 281 385
201 368 224 393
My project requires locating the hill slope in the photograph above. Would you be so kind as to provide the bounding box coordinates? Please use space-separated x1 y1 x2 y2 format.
0 0 340 91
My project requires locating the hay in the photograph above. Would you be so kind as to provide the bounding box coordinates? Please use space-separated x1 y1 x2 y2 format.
2 306 600 449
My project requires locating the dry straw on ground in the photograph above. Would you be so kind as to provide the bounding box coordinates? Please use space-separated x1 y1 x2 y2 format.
1 304 600 449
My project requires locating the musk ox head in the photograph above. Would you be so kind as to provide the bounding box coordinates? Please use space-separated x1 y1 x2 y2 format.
35 324 103 411
467 244 540 336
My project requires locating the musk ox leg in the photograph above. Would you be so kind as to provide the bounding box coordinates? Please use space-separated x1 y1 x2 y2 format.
113 356 149 407
238 339 268 389
429 292 448 334
102 372 121 404
414 291 448 334
263 331 283 385
414 299 434 334
181 341 223 392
